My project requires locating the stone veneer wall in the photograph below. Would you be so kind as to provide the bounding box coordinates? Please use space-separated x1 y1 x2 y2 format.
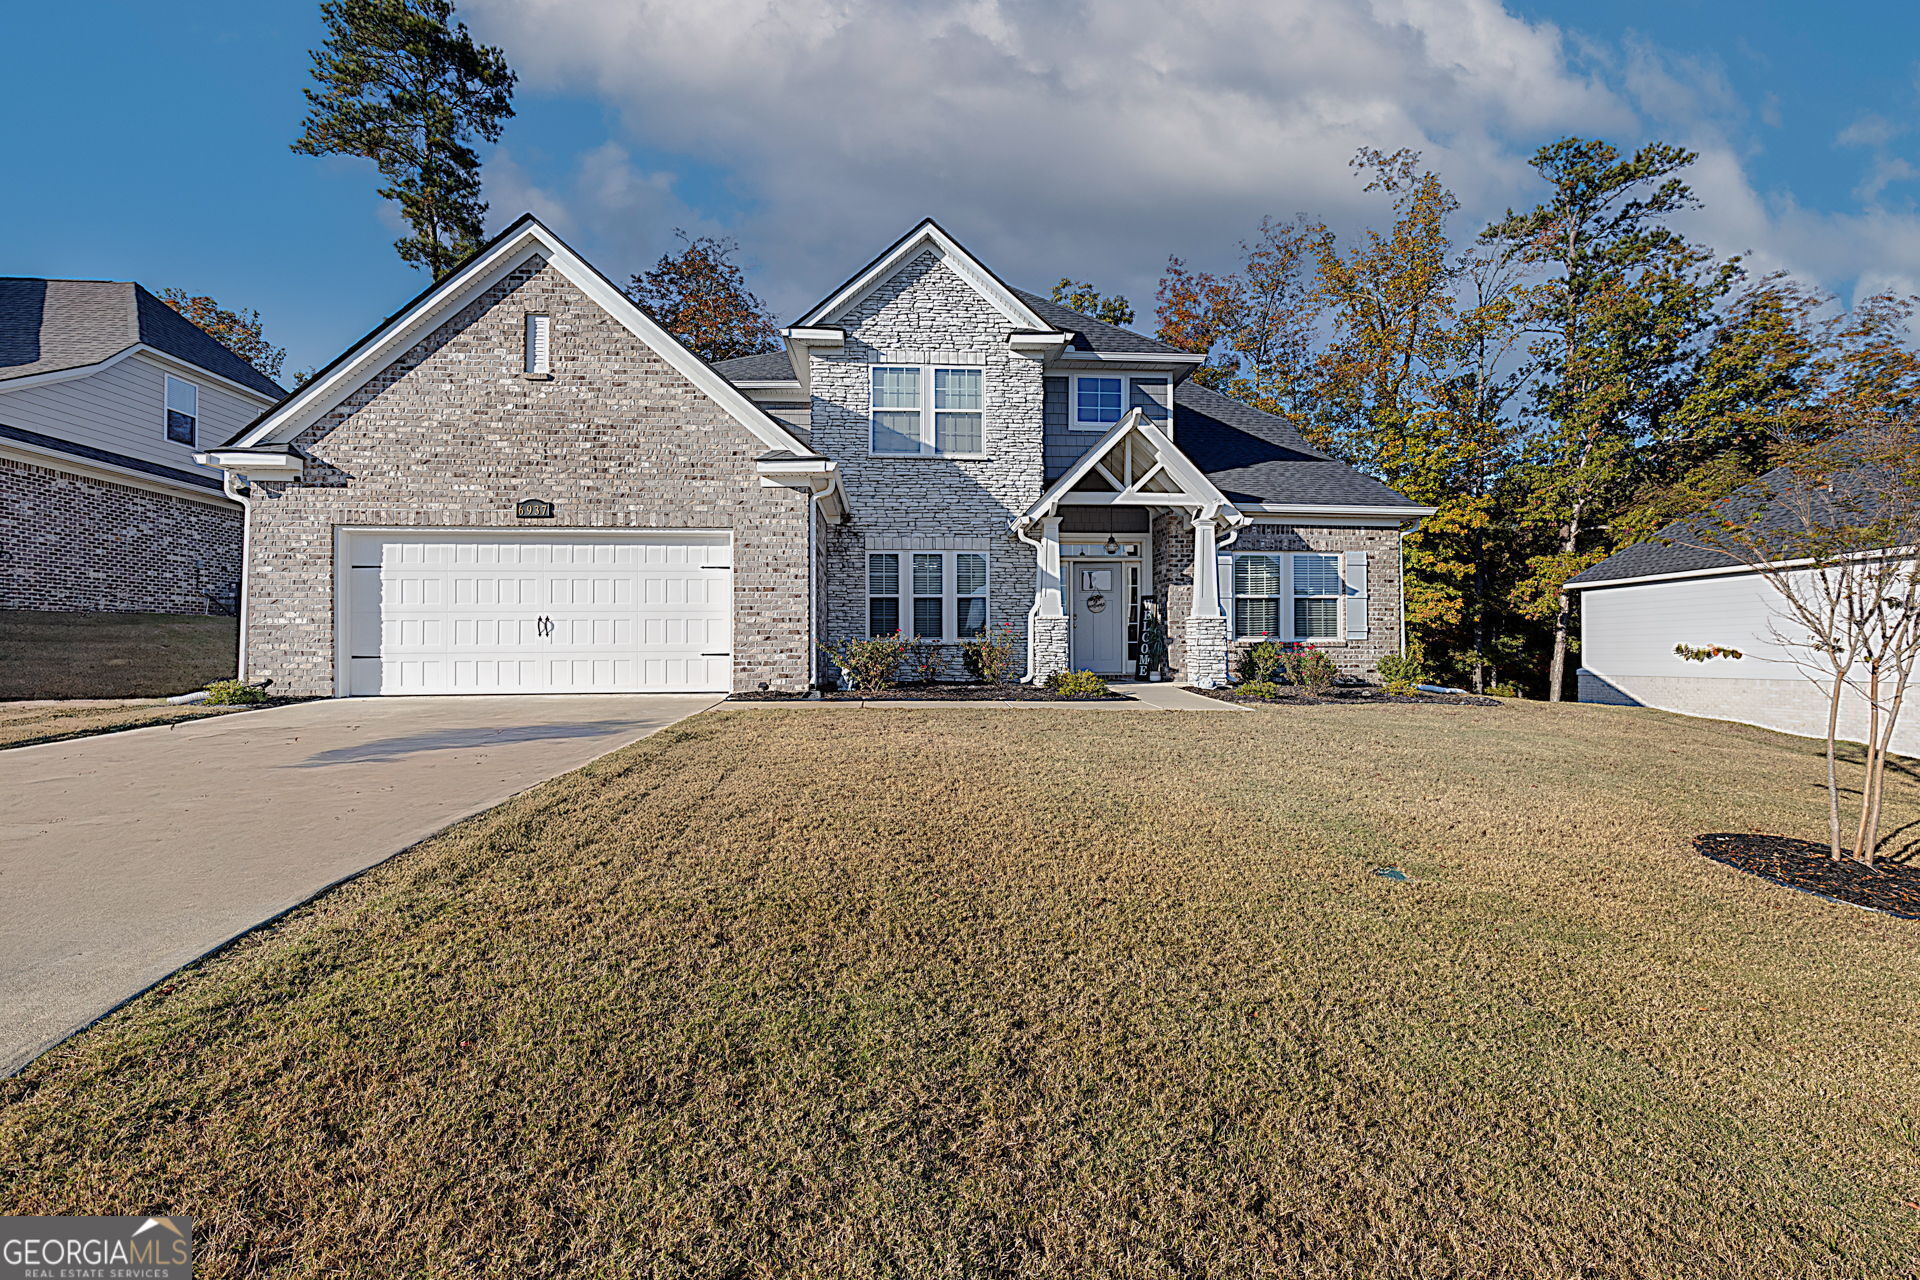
243 256 814 696
813 250 1044 680
0 454 240 614
1153 515 1405 680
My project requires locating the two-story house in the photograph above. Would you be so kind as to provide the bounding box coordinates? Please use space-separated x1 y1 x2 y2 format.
198 215 1429 696
0 278 286 615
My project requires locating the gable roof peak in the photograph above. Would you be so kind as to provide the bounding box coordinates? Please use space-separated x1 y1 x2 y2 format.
796 219 1047 332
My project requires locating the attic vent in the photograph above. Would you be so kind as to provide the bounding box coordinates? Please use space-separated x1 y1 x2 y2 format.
524 313 550 375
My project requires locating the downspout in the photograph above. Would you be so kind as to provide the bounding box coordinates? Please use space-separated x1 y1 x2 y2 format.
1013 518 1043 682
222 470 252 682
1398 527 1407 657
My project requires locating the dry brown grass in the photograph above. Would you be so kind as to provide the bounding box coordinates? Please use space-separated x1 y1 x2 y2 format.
3 701 1918 1277
0 609 237 699
0 698 244 749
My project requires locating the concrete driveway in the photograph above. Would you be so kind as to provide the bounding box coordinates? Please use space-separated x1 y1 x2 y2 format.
0 694 718 1074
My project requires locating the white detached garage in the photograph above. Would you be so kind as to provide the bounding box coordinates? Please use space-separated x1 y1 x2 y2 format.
339 530 732 696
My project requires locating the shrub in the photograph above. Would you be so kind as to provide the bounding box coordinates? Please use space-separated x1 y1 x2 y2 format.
1488 682 1523 699
904 643 944 683
1237 640 1284 684
1376 651 1425 692
1044 669 1110 698
1234 680 1285 701
1280 646 1338 697
817 634 909 690
203 679 268 706
960 622 1018 684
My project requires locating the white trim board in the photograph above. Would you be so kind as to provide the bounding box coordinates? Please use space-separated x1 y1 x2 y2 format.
230 216 816 461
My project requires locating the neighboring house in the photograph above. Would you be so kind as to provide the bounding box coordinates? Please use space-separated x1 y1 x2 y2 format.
198 215 1430 697
1568 446 1919 755
0 279 285 614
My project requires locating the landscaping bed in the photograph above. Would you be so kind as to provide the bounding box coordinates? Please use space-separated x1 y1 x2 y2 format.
1697 832 1920 919
1186 683 1503 708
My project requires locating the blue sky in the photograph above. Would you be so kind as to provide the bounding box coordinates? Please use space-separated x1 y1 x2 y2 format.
6 1 1917 379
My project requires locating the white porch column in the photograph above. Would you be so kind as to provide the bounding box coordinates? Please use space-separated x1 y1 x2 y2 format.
1184 514 1230 687
1028 516 1071 681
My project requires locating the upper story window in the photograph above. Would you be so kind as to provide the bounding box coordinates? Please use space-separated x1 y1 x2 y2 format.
163 375 198 446
1072 375 1125 430
524 313 551 375
870 365 984 456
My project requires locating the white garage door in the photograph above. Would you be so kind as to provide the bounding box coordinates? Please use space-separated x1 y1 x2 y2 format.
342 530 731 695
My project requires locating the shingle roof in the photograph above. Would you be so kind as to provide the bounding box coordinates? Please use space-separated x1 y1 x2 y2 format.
711 350 795 382
1173 382 1426 509
1008 288 1191 356
0 278 285 399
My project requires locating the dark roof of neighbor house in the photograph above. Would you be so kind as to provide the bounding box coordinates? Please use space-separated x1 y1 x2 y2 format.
712 349 795 382
1006 288 1193 357
0 278 286 399
1568 432 1910 587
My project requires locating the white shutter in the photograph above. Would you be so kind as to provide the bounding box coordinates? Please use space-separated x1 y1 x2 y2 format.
1344 549 1369 639
1216 553 1234 626
525 313 551 374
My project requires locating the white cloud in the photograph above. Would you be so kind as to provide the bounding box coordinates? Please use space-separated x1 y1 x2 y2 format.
464 0 1920 318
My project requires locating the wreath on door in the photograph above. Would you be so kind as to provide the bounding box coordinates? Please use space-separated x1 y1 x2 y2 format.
1085 594 1107 613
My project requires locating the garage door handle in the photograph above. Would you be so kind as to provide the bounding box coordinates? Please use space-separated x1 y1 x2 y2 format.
701 652 729 657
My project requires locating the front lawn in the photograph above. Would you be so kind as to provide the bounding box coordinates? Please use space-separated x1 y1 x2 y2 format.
0 698 248 750
0 609 237 699
3 702 1917 1276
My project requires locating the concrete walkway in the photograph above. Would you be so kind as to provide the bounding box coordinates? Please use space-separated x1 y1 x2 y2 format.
726 681 1247 711
0 693 718 1075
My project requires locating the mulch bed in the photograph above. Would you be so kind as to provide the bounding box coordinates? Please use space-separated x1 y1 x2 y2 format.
729 683 1131 702
1696 832 1920 919
1185 685 1503 708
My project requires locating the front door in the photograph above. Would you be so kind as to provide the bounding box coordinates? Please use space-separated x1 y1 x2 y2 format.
1070 563 1128 674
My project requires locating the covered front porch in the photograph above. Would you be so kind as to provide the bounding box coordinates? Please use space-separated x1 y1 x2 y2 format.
1014 408 1246 685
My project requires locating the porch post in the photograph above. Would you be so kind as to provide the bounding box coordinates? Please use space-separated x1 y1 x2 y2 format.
1184 514 1229 687
1028 516 1070 681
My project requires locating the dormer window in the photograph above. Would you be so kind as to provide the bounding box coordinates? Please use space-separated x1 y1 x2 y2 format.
164 374 198 446
524 313 551 375
870 365 984 456
1073 375 1124 429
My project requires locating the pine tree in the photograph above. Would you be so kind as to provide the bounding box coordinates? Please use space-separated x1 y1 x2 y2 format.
293 0 515 277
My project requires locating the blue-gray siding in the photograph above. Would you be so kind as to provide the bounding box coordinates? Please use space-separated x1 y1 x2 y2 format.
1042 375 1170 481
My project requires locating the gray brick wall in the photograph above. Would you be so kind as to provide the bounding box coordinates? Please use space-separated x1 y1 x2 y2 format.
0 455 240 614
814 249 1044 679
242 256 813 696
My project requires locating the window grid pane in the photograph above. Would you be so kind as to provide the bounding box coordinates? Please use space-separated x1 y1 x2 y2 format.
871 411 922 454
912 554 943 596
933 368 981 410
869 597 900 637
1234 555 1284 596
1295 598 1339 639
913 597 943 639
956 596 988 637
868 554 899 595
954 554 987 595
935 412 982 454
1293 554 1343 597
871 366 920 408
1236 598 1281 639
1077 377 1123 423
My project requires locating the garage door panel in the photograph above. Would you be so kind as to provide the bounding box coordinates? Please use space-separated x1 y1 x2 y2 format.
344 531 731 695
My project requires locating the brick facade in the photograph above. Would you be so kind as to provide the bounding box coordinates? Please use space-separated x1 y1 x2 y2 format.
0 454 239 614
813 249 1045 680
242 256 814 697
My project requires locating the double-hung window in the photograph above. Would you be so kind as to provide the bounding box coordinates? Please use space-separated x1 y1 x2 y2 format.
1291 553 1343 639
867 551 989 639
1232 552 1345 639
870 365 984 455
163 375 198 446
1072 375 1125 430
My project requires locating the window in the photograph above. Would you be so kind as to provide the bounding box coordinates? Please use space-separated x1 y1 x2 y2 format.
1233 554 1286 639
868 551 989 639
163 375 198 446
1292 552 1343 639
524 313 551 374
870 365 985 455
1072 375 1124 429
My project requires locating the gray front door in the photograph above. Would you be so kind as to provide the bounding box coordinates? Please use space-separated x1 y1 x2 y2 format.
1070 563 1127 674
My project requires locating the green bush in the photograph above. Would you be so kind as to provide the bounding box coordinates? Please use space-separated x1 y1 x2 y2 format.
203 679 268 706
1234 680 1285 701
1236 640 1284 684
1280 646 1338 697
1375 651 1425 691
817 635 909 690
960 622 1018 683
1044 669 1110 698
1488 682 1523 699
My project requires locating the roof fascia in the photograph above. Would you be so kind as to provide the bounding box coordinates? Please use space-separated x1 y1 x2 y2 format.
0 345 140 394
235 217 816 459
1240 502 1437 520
796 220 1046 332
